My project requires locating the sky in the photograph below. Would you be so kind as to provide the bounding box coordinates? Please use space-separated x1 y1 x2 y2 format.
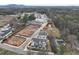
0 0 79 6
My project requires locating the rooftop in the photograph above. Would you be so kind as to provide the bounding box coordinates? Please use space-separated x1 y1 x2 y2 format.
39 30 47 36
0 24 12 37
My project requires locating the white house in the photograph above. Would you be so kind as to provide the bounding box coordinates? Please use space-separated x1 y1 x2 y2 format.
35 18 47 23
35 13 48 23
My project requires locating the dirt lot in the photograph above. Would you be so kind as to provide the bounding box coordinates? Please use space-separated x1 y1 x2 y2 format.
16 24 41 37
4 36 26 47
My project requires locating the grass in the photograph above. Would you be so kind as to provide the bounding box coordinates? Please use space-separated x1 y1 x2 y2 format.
47 41 52 52
64 48 79 55
0 48 18 55
51 27 61 38
46 27 61 38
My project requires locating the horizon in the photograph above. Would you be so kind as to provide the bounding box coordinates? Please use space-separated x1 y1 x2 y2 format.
0 0 79 6
1 4 79 7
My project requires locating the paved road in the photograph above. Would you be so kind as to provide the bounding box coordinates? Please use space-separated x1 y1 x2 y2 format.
0 43 54 55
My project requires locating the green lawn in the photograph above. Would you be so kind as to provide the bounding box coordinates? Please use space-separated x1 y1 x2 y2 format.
0 48 18 55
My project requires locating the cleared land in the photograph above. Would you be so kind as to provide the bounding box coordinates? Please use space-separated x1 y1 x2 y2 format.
16 24 41 37
4 36 26 47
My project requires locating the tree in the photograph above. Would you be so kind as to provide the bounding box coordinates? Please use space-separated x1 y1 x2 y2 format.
22 14 28 23
28 14 36 21
22 14 36 24
66 35 78 50
59 45 65 55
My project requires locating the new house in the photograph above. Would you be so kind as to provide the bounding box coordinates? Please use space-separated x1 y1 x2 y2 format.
30 30 48 50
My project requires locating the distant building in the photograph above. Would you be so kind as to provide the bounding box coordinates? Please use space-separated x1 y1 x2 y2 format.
35 18 47 23
27 20 42 25
35 13 48 23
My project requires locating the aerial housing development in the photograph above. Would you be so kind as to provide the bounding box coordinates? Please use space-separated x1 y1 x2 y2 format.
0 10 65 55
0 5 79 55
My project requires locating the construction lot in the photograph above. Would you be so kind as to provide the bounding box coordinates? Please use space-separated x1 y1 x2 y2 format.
0 13 54 55
16 24 41 37
4 36 26 47
2 24 41 47
0 22 51 54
